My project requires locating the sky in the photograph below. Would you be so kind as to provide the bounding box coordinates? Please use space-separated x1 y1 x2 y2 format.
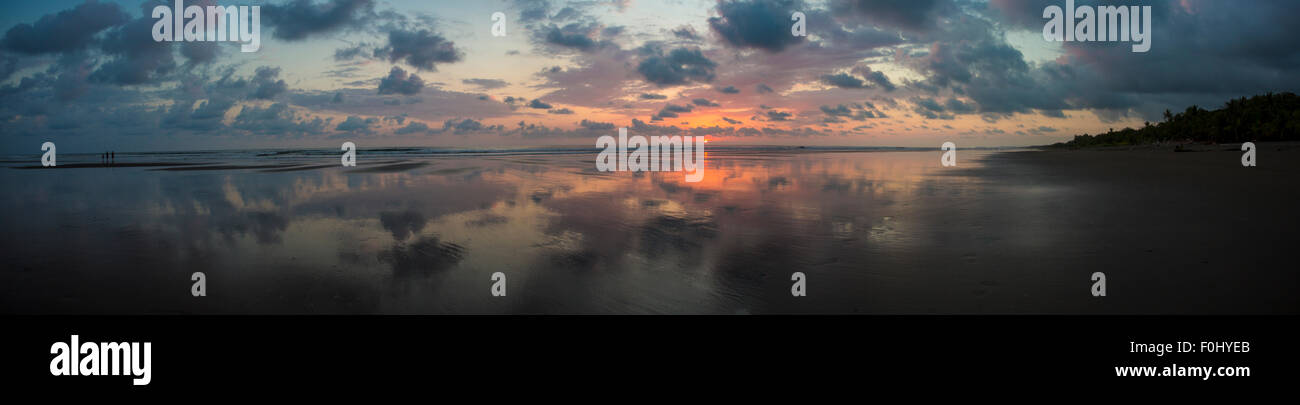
1 0 1299 152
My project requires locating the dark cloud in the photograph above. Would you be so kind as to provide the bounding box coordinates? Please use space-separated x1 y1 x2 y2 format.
232 103 328 135
374 29 463 71
162 98 236 132
663 103 693 113
462 78 509 89
636 45 716 86
911 97 955 120
580 119 615 131
821 103 882 121
514 0 551 22
394 121 432 135
1 0 129 55
540 23 602 52
756 84 774 94
718 86 740 94
766 110 792 121
829 0 954 32
722 117 743 124
89 14 176 86
335 115 377 133
1028 125 1057 135
820 104 852 117
655 103 694 119
819 73 866 89
851 65 896 91
985 0 1068 30
250 66 288 100
264 0 375 41
944 98 975 114
552 7 582 22
440 118 502 134
671 26 700 40
639 93 668 100
528 99 553 109
333 43 371 61
692 98 719 107
53 57 91 101
377 67 424 95
708 0 807 52
0 54 16 82
548 108 574 114
180 41 222 66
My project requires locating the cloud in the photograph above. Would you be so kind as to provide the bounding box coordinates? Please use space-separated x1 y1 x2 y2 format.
851 65 896 91
820 73 869 89
1028 125 1057 135
1 0 129 55
722 117 743 124
820 104 852 117
162 98 236 132
944 98 975 114
533 46 634 107
671 26 699 40
548 108 574 114
263 0 375 41
580 119 615 130
708 0 808 52
756 84 775 94
538 23 611 53
639 93 668 100
820 103 882 120
250 66 288 100
718 86 740 94
911 97 955 120
232 103 328 135
334 43 371 61
514 0 551 22
394 121 432 135
374 28 463 71
180 41 223 66
663 103 693 113
692 98 719 107
636 45 716 86
528 99 553 109
654 103 694 119
377 67 424 95
335 115 377 133
462 78 509 89
89 14 177 86
829 0 955 32
766 110 792 121
440 118 504 134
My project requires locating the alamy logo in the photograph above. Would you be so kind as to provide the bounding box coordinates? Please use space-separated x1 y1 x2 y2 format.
151 0 261 52
1043 0 1151 52
596 128 705 182
50 335 152 386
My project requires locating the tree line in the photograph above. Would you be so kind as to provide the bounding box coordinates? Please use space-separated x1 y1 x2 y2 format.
1053 92 1300 148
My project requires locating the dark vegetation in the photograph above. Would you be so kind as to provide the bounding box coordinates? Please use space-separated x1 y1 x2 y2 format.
1053 93 1300 148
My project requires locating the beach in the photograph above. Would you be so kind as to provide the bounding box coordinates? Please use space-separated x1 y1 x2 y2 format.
1 146 1295 314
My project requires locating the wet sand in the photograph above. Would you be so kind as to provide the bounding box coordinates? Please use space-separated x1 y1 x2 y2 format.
959 146 1298 314
0 146 1295 314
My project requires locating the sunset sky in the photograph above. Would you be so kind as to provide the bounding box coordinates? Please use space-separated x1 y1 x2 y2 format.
2 0 1298 152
